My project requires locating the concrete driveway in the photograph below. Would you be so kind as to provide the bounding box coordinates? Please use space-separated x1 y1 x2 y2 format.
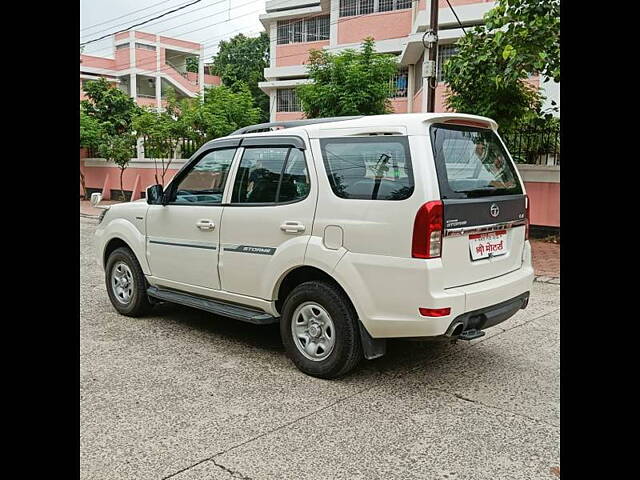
80 217 560 480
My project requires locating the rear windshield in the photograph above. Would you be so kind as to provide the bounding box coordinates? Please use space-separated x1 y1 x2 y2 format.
319 136 414 200
430 124 522 199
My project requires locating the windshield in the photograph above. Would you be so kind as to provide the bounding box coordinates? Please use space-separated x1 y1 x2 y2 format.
430 124 522 199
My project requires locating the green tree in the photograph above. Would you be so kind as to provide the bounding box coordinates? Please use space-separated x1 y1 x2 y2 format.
296 37 399 118
80 107 105 198
81 77 141 200
132 95 183 187
185 56 199 74
98 133 137 201
211 32 270 122
81 77 140 135
174 84 261 142
443 0 560 131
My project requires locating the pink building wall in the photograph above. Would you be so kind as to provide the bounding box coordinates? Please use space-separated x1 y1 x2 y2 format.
275 112 306 121
81 55 116 70
81 160 181 200
524 182 560 228
389 98 408 113
276 40 330 67
337 9 412 44
135 47 156 70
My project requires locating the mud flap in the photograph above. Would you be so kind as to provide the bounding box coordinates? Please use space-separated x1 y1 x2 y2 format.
358 321 386 360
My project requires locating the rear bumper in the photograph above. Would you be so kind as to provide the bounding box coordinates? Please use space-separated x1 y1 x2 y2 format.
334 241 534 339
445 291 529 335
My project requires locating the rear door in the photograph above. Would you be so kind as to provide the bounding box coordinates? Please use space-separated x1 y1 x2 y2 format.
429 123 527 288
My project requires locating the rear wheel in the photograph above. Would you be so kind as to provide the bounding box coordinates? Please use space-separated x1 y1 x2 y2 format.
280 281 362 379
105 247 153 317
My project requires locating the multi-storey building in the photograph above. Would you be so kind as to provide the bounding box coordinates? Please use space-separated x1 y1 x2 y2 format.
80 30 220 109
259 0 559 122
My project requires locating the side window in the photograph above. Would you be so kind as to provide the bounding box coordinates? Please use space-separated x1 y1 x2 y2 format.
231 147 309 204
279 148 310 202
173 149 235 204
320 137 414 200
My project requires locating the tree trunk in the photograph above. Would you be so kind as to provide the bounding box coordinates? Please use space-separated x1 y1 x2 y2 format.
120 168 126 202
80 168 87 200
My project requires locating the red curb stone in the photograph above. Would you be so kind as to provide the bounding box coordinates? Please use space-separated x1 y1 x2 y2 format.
531 240 560 278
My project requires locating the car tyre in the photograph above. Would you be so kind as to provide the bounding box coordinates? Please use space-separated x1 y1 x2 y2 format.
280 281 363 379
105 247 153 317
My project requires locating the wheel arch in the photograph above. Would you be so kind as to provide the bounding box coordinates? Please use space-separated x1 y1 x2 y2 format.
274 265 357 317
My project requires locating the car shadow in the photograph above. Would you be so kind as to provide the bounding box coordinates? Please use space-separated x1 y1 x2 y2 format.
149 301 465 379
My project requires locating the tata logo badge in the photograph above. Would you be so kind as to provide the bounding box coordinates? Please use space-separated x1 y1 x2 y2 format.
490 203 500 218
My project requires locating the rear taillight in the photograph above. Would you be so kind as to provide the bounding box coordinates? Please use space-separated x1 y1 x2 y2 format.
525 194 530 240
412 201 444 258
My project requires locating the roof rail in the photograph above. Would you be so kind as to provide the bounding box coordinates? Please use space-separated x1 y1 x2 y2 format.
230 116 363 135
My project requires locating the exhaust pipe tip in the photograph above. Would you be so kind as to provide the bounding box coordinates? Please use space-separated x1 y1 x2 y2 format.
446 322 464 337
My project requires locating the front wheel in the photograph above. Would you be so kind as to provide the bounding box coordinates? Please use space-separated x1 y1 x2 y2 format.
105 247 153 317
280 281 363 379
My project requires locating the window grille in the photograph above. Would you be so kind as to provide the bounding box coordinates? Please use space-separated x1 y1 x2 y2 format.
276 88 302 112
437 44 458 82
389 67 409 98
341 0 411 17
276 16 330 45
115 43 129 50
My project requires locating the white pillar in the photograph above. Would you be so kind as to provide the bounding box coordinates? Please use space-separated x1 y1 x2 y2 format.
156 34 161 111
270 92 276 122
270 22 277 68
407 64 415 113
329 0 339 48
129 31 136 100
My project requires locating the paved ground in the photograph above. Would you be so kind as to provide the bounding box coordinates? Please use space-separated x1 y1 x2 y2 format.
530 241 560 280
81 217 559 480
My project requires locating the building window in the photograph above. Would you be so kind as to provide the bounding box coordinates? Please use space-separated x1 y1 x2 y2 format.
389 67 409 98
135 42 156 51
277 89 302 112
437 44 458 82
340 0 411 17
277 16 330 45
115 43 129 50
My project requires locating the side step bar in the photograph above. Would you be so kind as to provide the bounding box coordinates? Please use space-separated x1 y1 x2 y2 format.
147 286 279 325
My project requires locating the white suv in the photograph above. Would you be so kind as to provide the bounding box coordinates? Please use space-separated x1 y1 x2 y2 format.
94 113 534 378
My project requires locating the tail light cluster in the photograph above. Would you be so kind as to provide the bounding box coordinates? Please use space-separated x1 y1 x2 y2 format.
412 201 444 259
525 194 530 240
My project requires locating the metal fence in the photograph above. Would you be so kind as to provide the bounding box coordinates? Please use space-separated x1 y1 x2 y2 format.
142 136 201 160
502 122 560 166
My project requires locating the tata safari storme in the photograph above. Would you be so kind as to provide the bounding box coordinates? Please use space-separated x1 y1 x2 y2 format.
94 113 534 378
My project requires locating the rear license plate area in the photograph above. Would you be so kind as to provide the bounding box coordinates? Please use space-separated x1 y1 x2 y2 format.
469 230 507 261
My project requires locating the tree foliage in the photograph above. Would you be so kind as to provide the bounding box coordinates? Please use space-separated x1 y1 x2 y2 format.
172 84 262 142
81 77 140 199
81 77 140 135
211 32 270 122
296 37 399 118
443 0 559 131
185 56 199 73
80 106 103 150
97 133 137 200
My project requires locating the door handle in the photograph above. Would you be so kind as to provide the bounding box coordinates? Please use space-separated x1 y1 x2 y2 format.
280 221 306 234
196 219 215 231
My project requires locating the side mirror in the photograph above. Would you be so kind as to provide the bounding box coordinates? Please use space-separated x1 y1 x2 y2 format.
146 184 164 205
90 192 102 207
